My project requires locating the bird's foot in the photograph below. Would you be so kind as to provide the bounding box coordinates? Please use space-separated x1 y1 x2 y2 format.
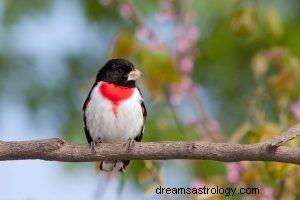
125 138 136 149
89 141 97 152
90 139 101 152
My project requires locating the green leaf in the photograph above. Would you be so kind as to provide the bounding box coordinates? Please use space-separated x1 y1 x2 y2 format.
110 31 137 58
138 48 180 97
3 0 51 26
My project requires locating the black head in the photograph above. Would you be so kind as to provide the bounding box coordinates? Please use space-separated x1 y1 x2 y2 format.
96 58 143 87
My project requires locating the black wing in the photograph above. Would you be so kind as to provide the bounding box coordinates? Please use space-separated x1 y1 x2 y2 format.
135 88 147 142
83 83 97 144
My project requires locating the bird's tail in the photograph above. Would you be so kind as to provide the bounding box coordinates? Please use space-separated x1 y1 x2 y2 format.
99 160 130 172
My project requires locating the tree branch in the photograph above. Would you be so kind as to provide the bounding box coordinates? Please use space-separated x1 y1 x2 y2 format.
1 123 300 164
265 123 300 149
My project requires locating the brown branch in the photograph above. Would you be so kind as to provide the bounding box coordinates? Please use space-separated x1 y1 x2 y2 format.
266 123 300 149
0 123 300 164
0 139 300 163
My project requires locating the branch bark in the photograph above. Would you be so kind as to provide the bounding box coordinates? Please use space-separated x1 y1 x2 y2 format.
1 123 300 164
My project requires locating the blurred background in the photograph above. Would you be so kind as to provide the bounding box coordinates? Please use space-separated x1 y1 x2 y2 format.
1 0 300 199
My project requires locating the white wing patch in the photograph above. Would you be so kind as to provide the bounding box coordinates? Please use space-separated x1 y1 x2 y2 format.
85 82 144 143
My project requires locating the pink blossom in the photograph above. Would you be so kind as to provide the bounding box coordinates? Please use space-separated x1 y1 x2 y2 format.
191 180 205 188
174 26 184 38
135 26 163 50
179 56 194 73
226 162 241 184
119 3 133 19
99 0 113 6
175 25 199 53
179 77 194 92
176 38 190 53
291 102 300 121
188 26 200 43
262 187 274 200
169 85 182 105
155 12 174 23
148 38 164 50
155 1 174 23
136 26 151 42
205 119 221 133
175 26 188 53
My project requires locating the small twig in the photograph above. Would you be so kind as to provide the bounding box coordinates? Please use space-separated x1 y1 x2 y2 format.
275 179 285 200
266 123 300 150
165 89 187 136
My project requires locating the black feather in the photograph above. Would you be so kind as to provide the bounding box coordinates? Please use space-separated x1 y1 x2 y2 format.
96 58 136 88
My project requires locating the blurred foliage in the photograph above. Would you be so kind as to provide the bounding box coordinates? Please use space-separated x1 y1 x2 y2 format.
3 0 51 26
1 0 300 199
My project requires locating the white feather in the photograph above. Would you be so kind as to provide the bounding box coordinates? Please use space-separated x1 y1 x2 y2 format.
85 81 144 143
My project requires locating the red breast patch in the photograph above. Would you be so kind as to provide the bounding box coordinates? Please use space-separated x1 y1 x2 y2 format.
99 82 134 117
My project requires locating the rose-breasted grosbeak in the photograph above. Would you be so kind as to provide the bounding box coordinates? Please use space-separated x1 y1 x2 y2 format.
83 58 147 172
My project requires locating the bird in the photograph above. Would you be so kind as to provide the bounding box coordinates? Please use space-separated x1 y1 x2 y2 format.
82 58 147 172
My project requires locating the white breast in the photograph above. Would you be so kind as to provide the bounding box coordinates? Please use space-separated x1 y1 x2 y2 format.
85 82 144 143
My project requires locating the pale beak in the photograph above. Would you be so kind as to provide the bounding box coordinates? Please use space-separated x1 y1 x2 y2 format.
127 69 144 81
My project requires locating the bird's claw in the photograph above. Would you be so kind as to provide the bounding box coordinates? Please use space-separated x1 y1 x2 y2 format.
90 140 101 152
125 139 136 149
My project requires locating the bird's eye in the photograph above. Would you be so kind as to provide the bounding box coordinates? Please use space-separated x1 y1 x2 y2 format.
117 68 123 74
